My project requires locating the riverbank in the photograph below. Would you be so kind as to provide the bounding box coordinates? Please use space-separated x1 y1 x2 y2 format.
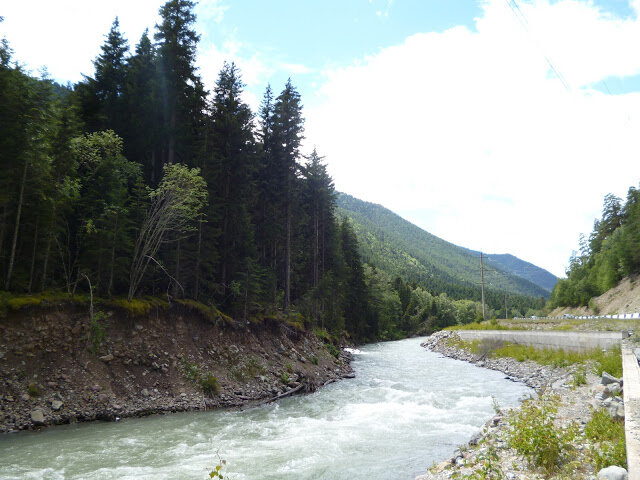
0 304 353 433
417 330 627 480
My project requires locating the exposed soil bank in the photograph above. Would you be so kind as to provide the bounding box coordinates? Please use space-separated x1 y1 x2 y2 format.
0 305 353 433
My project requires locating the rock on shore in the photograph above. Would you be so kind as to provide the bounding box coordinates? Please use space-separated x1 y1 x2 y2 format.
416 330 627 480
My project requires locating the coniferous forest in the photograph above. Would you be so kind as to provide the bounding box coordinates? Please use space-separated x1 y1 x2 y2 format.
550 186 640 308
0 1 545 342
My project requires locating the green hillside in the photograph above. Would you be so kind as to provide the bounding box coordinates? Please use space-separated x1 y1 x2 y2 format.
336 193 552 303
477 253 557 293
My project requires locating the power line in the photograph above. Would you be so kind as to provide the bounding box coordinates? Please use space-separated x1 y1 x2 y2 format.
503 0 570 91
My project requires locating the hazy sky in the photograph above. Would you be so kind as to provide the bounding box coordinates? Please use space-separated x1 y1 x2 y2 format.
3 0 640 278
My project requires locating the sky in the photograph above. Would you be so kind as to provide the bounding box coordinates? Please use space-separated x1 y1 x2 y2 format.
3 0 640 278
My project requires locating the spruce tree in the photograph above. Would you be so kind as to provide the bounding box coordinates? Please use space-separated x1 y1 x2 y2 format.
272 79 304 309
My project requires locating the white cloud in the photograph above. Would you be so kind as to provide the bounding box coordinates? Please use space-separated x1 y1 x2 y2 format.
1 0 163 82
305 0 640 277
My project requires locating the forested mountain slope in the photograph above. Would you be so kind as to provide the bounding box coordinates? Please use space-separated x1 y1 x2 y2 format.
467 252 558 293
336 193 552 300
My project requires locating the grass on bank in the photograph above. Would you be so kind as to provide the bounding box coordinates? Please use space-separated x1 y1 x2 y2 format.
445 336 622 377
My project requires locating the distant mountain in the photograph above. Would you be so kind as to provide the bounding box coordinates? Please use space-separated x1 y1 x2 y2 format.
472 252 558 293
336 192 556 299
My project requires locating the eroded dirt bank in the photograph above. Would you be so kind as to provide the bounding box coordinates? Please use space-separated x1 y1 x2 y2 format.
0 305 353 433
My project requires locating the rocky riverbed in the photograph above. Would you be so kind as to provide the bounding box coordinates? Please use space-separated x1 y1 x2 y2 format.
0 306 353 433
416 330 628 480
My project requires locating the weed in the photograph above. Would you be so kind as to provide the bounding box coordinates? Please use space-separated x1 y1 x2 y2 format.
591 346 622 378
311 355 318 365
27 382 39 397
200 373 220 395
280 372 290 384
325 343 340 358
571 367 587 388
463 445 504 479
89 311 106 353
507 395 577 473
585 409 626 470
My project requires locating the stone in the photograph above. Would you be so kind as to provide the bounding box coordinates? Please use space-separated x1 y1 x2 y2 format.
141 388 149 397
99 354 114 362
97 393 109 403
30 409 45 425
51 400 63 411
601 372 621 385
608 403 625 420
604 383 622 396
597 465 628 480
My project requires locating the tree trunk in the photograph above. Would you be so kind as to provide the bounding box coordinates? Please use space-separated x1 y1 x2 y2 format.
5 157 29 290
284 178 291 310
194 215 203 300
27 220 38 293
107 213 119 297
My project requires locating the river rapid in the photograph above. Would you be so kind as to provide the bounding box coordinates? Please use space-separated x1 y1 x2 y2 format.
0 337 531 480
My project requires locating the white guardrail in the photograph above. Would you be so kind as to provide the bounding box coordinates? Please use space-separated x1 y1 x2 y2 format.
515 313 640 320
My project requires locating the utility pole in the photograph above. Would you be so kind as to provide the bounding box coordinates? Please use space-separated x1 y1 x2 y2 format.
505 293 508 320
480 252 486 321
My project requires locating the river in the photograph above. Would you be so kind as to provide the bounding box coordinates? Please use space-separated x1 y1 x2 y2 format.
0 337 531 480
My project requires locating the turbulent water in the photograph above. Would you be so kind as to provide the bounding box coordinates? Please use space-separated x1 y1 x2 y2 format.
0 337 531 480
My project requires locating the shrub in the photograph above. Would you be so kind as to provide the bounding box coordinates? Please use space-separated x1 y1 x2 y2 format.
200 374 220 395
280 372 290 384
592 346 622 378
27 382 40 397
507 395 577 473
585 409 626 470
89 311 107 353
326 343 340 358
572 367 587 387
311 355 318 365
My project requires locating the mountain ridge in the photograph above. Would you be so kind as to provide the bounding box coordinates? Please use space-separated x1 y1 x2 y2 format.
336 192 557 299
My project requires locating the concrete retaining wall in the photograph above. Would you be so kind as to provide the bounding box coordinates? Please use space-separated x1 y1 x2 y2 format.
622 345 640 480
455 330 625 352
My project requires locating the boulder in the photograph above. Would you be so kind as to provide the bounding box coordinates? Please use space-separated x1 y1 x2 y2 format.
597 465 628 480
51 400 63 411
602 372 622 386
605 383 622 397
30 409 45 425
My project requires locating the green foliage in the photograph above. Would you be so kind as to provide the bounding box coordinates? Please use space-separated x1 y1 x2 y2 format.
107 297 167 316
571 367 587 387
507 395 578 473
89 311 107 353
591 345 622 378
200 374 220 395
463 446 504 479
181 360 219 396
336 193 553 303
449 336 621 373
325 343 340 359
585 409 626 470
208 451 228 479
27 382 40 397
551 185 640 308
280 372 290 384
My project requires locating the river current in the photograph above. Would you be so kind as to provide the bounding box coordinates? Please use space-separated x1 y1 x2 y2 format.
0 337 531 480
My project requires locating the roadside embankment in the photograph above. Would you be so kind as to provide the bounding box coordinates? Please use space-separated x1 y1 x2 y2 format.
0 305 353 433
417 330 628 480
